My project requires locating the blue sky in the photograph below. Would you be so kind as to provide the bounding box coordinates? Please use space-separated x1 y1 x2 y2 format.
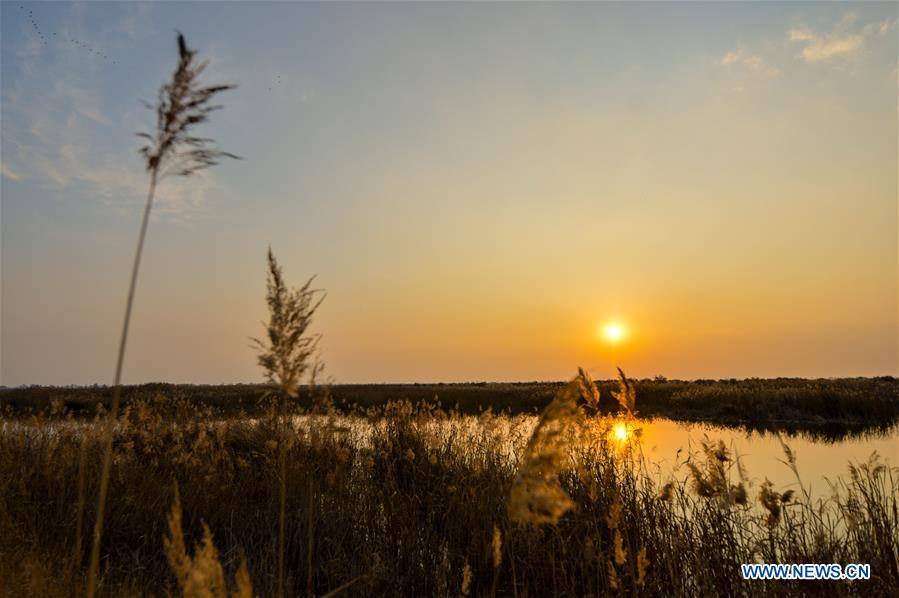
2 1 897 385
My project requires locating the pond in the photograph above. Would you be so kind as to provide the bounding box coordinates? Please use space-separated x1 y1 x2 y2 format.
622 418 898 498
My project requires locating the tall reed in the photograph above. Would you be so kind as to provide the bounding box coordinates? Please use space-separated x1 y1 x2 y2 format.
86 32 238 598
252 248 324 598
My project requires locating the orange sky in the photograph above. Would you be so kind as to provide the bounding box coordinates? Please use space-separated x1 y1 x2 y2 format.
1 2 896 384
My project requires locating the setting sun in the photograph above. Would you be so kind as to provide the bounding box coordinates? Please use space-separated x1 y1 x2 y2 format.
603 323 626 343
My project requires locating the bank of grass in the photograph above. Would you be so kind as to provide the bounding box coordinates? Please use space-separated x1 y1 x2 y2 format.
3 376 897 430
1 388 896 597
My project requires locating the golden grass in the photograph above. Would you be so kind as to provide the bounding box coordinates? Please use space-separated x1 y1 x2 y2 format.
2 373 894 596
164 483 252 598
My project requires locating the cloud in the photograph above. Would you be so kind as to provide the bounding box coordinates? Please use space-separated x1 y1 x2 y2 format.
718 46 779 77
23 117 215 224
865 19 898 37
788 13 896 64
801 35 863 63
787 28 814 43
1 162 23 181
720 51 740 66
1 4 216 224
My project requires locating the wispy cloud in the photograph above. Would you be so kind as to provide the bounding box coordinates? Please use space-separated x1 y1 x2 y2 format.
5 79 216 224
788 29 814 43
1 3 216 224
863 18 898 37
788 13 896 64
719 45 779 77
789 29 862 63
1 162 23 181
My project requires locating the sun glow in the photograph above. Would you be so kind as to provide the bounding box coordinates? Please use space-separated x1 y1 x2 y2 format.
608 420 643 449
602 322 626 343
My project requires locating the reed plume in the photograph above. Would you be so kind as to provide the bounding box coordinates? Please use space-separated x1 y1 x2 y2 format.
86 32 238 598
611 367 636 416
252 248 325 598
252 248 324 401
507 378 581 525
164 483 253 598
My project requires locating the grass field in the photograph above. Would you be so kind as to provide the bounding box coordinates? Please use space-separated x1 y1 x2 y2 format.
2 377 897 596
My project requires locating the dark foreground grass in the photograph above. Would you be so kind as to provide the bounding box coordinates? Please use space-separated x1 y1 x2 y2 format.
1 393 896 597
3 376 897 431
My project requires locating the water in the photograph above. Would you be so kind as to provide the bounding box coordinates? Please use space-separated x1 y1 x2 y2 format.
623 418 898 497
284 412 897 498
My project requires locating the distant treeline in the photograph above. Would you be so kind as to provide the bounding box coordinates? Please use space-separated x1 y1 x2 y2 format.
2 377 897 430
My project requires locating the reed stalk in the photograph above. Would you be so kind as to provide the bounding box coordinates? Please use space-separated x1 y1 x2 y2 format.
85 32 237 598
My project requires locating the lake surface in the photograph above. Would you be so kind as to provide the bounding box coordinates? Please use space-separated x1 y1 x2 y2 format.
626 418 898 497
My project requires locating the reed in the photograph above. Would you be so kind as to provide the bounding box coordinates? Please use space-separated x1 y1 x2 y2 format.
251 248 324 598
164 482 252 598
85 32 238 598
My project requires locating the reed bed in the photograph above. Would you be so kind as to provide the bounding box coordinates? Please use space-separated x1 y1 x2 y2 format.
1 387 896 597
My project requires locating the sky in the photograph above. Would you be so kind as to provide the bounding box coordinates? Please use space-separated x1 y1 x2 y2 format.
1 1 897 386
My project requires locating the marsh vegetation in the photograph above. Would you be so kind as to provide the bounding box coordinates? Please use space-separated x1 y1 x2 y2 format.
1 380 897 596
4 376 897 432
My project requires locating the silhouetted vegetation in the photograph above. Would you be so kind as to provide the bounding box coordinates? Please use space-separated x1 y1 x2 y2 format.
4 376 897 435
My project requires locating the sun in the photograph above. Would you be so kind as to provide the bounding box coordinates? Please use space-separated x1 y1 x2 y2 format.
603 322 625 343
613 422 629 441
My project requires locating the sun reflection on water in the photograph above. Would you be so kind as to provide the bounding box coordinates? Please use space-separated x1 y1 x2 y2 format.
609 420 641 449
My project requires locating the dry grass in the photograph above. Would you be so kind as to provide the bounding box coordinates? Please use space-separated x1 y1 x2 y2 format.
1 378 896 597
164 482 252 598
